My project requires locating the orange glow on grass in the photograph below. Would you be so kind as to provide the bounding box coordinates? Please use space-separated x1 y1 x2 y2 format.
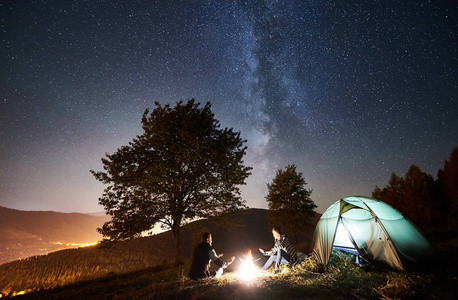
11 290 28 297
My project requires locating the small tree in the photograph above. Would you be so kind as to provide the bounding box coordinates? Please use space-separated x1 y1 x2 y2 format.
90 99 252 262
266 164 317 244
372 165 435 231
373 147 458 231
436 146 458 229
403 165 435 227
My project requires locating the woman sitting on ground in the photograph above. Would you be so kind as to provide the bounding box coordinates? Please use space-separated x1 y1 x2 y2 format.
259 227 298 273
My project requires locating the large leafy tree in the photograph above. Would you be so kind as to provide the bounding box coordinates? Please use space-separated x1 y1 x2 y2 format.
90 99 251 261
266 164 317 244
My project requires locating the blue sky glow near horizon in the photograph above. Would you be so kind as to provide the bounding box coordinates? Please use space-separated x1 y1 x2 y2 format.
1 0 457 214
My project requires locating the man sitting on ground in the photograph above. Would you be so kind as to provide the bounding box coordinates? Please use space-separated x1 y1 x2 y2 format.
188 232 235 280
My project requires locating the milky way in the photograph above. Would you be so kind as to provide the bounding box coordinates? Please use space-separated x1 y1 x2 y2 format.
1 0 456 213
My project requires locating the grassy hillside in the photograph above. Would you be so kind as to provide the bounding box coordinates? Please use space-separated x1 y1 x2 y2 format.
0 206 110 264
0 208 319 297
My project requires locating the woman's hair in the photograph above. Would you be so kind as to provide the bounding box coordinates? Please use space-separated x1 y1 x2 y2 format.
272 227 283 235
202 232 211 241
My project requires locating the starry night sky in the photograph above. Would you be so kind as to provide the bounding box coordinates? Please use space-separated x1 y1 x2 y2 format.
1 0 457 214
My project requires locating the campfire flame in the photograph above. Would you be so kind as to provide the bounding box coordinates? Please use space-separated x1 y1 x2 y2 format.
238 250 257 281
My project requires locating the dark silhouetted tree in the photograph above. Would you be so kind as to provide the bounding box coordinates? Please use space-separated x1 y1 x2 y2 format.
437 146 458 229
403 165 435 228
90 99 252 262
373 172 404 207
266 164 317 244
373 147 458 231
372 165 435 231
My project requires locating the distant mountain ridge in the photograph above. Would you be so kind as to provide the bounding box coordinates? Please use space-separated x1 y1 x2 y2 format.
0 206 110 264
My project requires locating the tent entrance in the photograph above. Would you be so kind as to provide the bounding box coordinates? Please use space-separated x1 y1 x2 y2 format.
333 220 359 255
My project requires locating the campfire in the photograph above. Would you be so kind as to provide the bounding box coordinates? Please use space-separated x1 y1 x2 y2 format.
238 250 259 281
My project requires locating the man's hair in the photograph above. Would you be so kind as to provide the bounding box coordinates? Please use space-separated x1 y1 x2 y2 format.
272 227 283 235
202 232 211 241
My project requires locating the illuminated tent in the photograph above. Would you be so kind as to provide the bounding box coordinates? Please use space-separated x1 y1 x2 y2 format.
311 196 436 270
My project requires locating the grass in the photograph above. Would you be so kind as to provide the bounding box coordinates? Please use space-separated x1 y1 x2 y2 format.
0 243 172 297
9 250 458 300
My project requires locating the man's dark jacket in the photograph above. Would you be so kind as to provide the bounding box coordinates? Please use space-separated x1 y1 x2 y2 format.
188 242 224 280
